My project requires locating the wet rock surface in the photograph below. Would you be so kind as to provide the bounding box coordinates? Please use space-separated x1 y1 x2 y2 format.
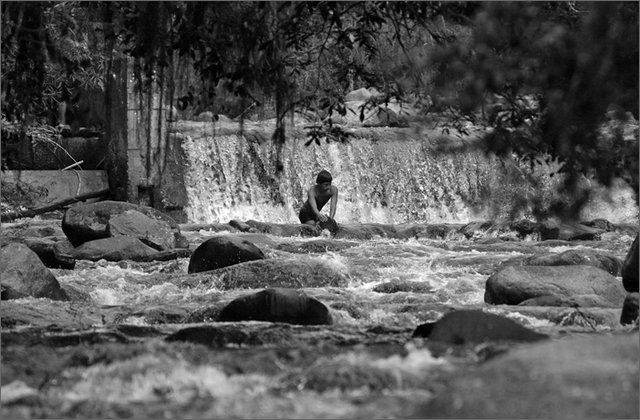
188 235 266 273
411 333 639 419
485 265 627 307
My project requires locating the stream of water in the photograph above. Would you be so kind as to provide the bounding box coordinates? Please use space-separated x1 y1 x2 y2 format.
2 221 637 418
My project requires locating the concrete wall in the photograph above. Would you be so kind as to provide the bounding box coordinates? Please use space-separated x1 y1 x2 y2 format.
1 170 108 208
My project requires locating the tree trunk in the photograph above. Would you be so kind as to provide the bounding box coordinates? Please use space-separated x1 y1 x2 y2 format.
103 4 129 201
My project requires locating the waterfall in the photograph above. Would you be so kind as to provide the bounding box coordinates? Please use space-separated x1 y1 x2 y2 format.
176 121 638 225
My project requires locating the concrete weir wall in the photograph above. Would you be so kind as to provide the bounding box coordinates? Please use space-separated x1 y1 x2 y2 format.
1 170 109 208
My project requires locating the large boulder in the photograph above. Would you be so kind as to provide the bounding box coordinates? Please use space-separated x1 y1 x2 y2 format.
218 288 332 325
504 248 623 276
181 257 348 289
187 235 266 274
70 237 159 262
0 243 68 300
6 237 75 269
62 200 187 248
413 310 547 344
107 209 176 250
622 234 639 293
410 333 639 419
485 265 627 307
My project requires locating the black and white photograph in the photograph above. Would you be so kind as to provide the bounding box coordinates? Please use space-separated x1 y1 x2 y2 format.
1 1 638 418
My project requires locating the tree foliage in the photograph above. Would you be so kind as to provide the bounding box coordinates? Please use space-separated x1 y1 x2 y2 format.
427 1 639 212
1 1 106 123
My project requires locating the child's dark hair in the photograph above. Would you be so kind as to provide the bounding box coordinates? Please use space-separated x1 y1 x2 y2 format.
316 170 332 184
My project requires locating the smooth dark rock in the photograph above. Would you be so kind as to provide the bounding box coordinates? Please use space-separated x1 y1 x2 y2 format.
187 235 266 273
622 234 639 293
218 288 332 325
412 310 547 343
620 293 639 325
485 265 626 307
0 243 68 300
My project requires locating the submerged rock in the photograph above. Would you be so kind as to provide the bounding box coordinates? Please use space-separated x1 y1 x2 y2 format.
0 243 68 300
410 333 639 419
218 288 332 325
412 310 547 344
485 265 627 307
188 235 266 273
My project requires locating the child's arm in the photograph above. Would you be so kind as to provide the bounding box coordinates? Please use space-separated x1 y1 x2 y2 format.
329 186 338 219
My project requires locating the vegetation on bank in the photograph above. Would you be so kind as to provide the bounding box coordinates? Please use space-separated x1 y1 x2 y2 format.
1 1 638 218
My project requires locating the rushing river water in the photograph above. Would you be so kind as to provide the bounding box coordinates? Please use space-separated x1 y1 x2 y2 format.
2 218 637 418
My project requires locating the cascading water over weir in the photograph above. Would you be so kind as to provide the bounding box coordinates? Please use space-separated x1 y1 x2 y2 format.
173 120 638 225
